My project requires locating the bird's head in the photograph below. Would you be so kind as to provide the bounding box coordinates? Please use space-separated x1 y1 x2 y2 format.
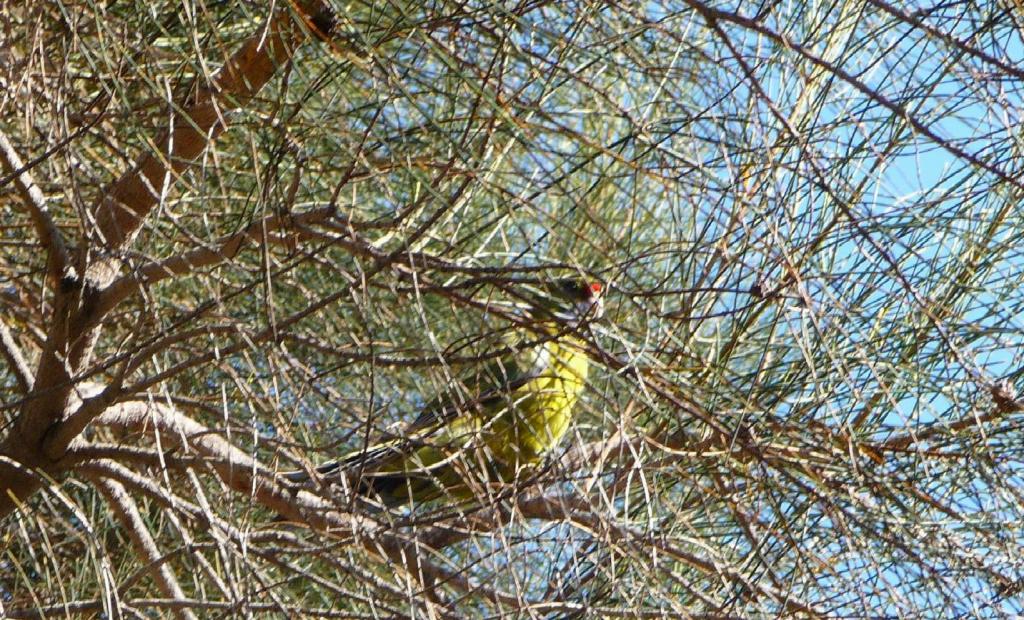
527 277 605 324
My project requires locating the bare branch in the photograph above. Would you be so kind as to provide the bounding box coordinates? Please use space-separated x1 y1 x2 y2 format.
99 205 337 313
0 129 69 282
0 318 32 392
94 478 198 620
3 598 387 619
879 381 1024 451
89 399 326 525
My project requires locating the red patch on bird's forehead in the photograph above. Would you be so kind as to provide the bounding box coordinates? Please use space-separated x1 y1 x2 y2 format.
589 282 602 295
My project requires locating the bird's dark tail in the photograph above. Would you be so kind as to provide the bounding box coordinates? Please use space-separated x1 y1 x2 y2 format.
281 442 404 484
280 459 344 483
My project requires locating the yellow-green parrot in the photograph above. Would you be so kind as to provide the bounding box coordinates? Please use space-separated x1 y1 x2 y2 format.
284 277 604 507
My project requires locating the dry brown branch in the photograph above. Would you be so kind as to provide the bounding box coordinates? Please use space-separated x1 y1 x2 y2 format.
99 205 338 314
878 382 1024 451
94 478 198 620
0 0 332 519
79 459 259 545
90 399 335 527
0 318 32 393
0 129 69 283
88 1 332 253
81 404 505 614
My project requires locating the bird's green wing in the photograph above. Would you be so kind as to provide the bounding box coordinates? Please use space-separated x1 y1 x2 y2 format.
403 335 538 434
285 328 546 483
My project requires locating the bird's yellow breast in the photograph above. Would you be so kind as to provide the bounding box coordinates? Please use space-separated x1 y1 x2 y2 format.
366 333 592 504
495 336 589 466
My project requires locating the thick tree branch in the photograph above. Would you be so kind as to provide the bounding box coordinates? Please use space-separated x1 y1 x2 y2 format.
0 0 333 520
79 459 267 545
80 403 490 612
62 443 199 469
88 2 332 252
90 400 326 525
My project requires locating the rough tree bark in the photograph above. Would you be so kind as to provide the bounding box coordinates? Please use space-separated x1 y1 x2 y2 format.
0 0 334 520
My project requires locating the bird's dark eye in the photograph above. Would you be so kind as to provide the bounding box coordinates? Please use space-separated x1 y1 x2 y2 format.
559 280 584 297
